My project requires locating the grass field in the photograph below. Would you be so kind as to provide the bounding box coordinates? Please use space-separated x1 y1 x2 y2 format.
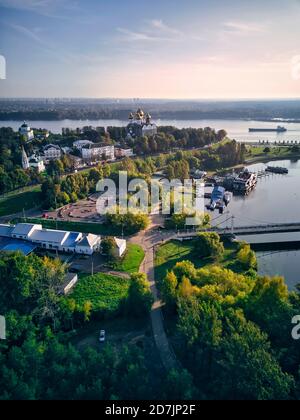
112 243 145 274
245 145 300 161
155 239 239 281
69 273 130 314
0 186 42 217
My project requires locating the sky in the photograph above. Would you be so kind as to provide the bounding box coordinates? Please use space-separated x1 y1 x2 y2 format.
1 0 300 99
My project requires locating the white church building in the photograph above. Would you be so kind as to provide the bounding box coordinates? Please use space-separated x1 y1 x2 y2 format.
19 122 34 141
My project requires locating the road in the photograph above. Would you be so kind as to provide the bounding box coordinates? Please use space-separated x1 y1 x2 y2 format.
130 214 179 371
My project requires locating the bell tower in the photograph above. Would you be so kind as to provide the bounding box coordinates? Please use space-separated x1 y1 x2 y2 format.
22 146 29 170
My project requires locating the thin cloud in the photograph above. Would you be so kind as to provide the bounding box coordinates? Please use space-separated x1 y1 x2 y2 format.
0 0 79 18
117 27 172 42
149 19 183 36
117 19 203 44
9 23 50 46
223 21 267 35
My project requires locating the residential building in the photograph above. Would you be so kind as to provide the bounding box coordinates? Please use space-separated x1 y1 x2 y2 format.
35 131 49 140
0 223 126 257
81 143 115 162
11 223 42 240
68 155 85 169
28 154 45 173
73 140 94 151
19 121 34 141
75 234 101 255
43 144 62 160
61 146 72 154
115 147 134 158
21 148 45 173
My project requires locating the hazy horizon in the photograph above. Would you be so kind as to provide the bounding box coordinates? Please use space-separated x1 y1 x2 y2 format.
2 97 300 102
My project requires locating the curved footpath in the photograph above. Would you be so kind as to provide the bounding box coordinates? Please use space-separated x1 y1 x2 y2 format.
130 215 179 371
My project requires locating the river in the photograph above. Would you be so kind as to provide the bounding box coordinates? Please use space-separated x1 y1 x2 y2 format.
2 118 300 143
210 159 300 289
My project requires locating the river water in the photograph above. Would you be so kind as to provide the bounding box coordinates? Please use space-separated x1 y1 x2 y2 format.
210 159 300 290
2 118 300 143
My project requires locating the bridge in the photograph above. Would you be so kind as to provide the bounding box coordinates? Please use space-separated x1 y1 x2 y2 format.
164 217 300 249
173 220 300 238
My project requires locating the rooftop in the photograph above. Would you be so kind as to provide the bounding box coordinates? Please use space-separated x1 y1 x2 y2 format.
0 224 14 238
43 144 61 151
12 223 41 237
77 234 100 248
30 229 69 244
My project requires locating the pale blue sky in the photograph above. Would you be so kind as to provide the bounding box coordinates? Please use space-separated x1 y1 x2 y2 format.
1 0 300 98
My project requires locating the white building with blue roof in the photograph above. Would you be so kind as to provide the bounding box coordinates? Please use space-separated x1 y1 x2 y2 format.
0 223 126 257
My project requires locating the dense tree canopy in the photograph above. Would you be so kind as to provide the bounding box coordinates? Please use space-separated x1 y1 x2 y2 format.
158 238 300 400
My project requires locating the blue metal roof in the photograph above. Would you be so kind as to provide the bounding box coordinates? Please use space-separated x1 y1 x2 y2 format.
62 232 81 248
0 241 37 256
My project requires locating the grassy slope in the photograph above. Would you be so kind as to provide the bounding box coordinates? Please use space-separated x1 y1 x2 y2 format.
69 273 130 313
0 186 41 217
155 239 239 281
112 243 145 274
245 145 300 162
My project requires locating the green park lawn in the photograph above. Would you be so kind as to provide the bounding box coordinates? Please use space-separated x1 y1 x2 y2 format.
112 243 145 274
155 239 239 281
69 273 130 314
0 186 42 217
245 145 300 161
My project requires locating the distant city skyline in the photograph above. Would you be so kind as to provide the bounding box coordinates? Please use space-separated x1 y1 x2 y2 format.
1 0 300 99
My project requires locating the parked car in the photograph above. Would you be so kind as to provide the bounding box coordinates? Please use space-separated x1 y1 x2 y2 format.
99 330 106 343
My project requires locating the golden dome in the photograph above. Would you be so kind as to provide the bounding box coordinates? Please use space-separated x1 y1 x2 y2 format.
137 108 144 117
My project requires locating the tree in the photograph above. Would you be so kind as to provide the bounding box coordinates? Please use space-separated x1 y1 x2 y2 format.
82 301 92 322
173 261 197 283
101 237 117 261
163 369 197 400
88 167 103 184
161 271 178 307
195 232 224 259
212 311 294 400
104 211 149 235
237 243 257 270
127 273 153 316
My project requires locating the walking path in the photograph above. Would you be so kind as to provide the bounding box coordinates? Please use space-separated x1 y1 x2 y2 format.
130 215 178 371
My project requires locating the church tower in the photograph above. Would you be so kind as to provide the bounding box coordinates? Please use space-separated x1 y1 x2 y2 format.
21 146 29 170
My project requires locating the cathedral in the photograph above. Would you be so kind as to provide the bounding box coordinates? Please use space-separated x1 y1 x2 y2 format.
126 109 157 140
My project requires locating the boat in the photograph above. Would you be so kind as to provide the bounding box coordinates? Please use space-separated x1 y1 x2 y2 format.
265 166 289 174
224 192 232 206
233 169 258 194
207 186 225 211
192 170 207 179
249 125 287 133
